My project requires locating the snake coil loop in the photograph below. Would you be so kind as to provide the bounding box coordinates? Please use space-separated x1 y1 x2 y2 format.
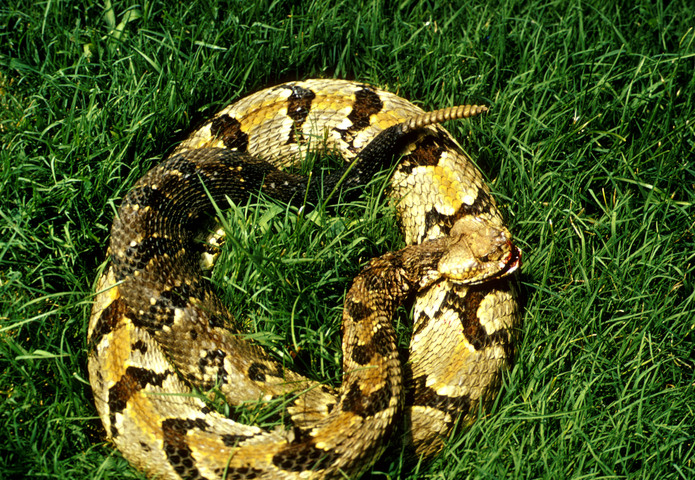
88 79 520 480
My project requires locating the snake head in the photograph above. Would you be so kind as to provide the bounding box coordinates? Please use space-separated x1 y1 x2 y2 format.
438 216 521 284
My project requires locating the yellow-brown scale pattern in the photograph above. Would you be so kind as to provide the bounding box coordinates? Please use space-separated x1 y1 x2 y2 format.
88 79 521 480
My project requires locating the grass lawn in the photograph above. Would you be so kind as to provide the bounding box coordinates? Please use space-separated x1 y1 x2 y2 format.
1 0 694 478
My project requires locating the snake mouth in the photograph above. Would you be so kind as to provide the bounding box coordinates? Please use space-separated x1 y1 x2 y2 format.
471 243 520 285
499 245 522 277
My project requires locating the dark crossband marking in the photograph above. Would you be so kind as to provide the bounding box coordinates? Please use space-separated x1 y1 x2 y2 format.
452 188 494 219
334 87 384 151
107 366 171 437
341 381 392 418
407 375 472 418
284 85 316 145
412 310 431 338
121 236 183 273
108 367 170 415
434 284 511 352
220 433 256 447
197 349 228 387
350 326 393 366
124 185 169 211
210 115 249 152
397 133 461 173
273 441 338 472
158 283 199 309
422 188 494 239
162 418 209 480
344 298 371 325
214 464 264 480
89 295 129 348
246 361 284 383
348 88 384 130
126 281 208 331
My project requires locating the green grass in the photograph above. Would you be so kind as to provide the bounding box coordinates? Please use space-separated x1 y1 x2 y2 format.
1 0 694 478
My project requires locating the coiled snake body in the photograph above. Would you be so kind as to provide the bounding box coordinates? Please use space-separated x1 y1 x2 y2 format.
88 79 521 479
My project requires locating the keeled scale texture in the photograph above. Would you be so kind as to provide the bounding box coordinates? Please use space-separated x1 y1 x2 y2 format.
88 79 521 479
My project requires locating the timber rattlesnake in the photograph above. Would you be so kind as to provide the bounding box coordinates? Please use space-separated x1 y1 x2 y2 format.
88 79 521 479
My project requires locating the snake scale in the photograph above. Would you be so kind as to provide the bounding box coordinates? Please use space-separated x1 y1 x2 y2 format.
88 79 521 480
